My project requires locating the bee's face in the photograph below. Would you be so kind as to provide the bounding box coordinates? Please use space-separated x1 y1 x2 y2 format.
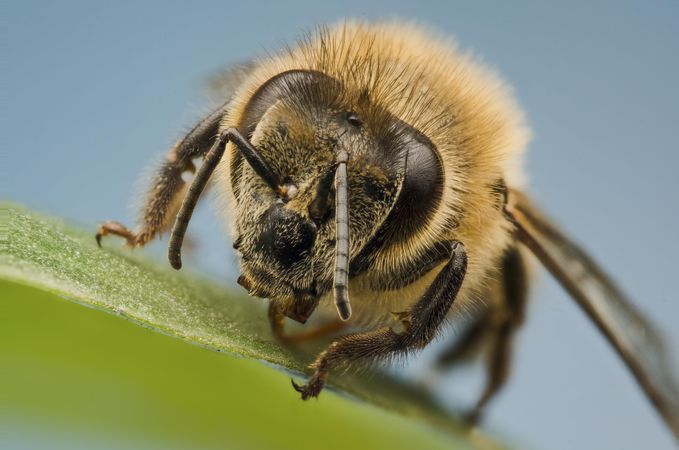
231 98 401 320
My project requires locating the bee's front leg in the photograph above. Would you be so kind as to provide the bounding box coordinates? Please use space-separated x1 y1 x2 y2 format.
96 101 227 249
292 241 467 399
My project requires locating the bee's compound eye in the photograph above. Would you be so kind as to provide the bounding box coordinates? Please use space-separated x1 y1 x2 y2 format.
346 112 362 128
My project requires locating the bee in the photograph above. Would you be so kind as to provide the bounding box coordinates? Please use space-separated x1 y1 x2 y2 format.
96 21 679 438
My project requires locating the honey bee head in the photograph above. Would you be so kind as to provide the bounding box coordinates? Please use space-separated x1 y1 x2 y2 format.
229 70 442 322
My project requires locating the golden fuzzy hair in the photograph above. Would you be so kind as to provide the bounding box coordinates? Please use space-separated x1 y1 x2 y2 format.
215 20 530 325
96 20 679 431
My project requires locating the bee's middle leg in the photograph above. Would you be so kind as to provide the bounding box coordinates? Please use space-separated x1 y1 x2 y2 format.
435 312 491 368
292 241 468 400
268 303 347 344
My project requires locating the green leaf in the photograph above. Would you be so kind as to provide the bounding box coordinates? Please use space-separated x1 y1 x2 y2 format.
1 203 508 450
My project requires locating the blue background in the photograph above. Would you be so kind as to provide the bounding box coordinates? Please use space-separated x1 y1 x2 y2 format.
4 1 678 449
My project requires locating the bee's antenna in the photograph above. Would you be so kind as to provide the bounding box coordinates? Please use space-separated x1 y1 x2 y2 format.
228 130 282 195
333 149 352 321
169 128 282 270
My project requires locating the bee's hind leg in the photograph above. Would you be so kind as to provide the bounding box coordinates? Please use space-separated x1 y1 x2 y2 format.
436 246 528 424
292 241 468 400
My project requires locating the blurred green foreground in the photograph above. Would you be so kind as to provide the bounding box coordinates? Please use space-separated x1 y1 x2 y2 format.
0 204 503 450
